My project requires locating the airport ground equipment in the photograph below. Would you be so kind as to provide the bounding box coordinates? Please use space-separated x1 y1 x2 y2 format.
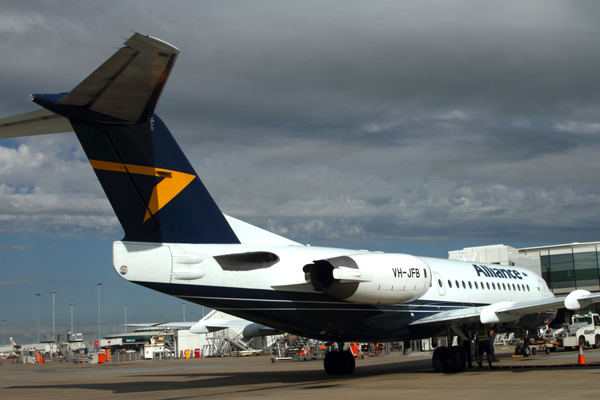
271 336 327 362
551 312 600 351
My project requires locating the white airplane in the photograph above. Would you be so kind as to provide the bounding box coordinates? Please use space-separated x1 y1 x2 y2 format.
1 33 600 375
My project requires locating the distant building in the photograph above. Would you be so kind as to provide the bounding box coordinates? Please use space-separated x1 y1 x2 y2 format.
519 242 600 295
448 244 540 273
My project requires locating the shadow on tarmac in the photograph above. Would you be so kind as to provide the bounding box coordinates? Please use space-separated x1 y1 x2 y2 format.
5 358 436 395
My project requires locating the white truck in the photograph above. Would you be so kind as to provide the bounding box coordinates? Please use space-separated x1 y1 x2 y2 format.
551 312 600 350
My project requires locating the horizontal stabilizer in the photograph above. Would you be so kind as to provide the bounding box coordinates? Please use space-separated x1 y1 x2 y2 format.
57 33 180 123
0 109 72 139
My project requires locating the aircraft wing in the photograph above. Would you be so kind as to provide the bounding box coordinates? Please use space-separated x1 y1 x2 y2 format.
124 322 196 328
122 319 253 332
189 318 253 334
411 290 600 327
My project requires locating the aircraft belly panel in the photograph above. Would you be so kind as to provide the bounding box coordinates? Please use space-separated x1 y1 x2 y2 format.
133 280 475 342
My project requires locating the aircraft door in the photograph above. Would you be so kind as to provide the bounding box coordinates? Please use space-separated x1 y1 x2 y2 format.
433 272 445 296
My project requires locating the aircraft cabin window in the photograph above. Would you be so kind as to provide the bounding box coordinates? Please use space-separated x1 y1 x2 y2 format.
486 282 490 289
424 269 427 278
438 279 443 287
468 281 472 289
462 281 466 289
512 284 516 291
526 284 530 291
448 280 452 288
474 281 478 289
456 280 459 288
481 281 484 289
517 285 521 291
492 282 496 290
502 283 506 290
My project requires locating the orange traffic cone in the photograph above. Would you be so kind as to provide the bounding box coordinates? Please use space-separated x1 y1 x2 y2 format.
577 345 587 365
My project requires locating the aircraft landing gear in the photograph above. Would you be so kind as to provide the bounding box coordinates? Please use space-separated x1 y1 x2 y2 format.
324 348 355 375
432 346 466 373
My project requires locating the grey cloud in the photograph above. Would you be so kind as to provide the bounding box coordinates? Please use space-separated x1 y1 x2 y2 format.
1 1 600 248
0 245 25 253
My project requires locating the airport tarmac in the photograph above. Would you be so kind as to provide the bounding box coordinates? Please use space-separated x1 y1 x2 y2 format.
1 346 600 400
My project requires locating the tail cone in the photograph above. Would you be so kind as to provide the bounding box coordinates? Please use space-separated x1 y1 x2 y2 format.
577 345 587 365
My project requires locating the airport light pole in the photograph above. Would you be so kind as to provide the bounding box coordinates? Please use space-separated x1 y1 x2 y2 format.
51 290 57 340
2 319 5 345
182 302 185 322
95 283 102 340
35 293 41 343
124 304 127 334
70 303 74 336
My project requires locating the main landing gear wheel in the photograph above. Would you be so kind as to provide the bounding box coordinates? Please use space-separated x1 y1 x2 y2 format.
515 345 522 355
447 346 467 373
432 346 466 373
521 344 530 357
432 347 448 373
324 351 355 375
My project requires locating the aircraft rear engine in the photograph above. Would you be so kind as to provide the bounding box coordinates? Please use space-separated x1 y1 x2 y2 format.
303 253 432 305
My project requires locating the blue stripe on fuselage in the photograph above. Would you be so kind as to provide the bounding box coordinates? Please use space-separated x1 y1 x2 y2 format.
134 281 484 342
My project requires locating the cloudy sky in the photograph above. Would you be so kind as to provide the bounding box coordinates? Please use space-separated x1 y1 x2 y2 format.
1 1 600 343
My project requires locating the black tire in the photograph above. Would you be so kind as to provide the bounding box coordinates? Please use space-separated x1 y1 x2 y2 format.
515 345 522 355
545 347 550 355
447 346 467 373
594 335 600 349
565 346 573 351
549 347 556 352
337 351 355 375
579 336 586 350
531 347 537 355
432 346 448 373
521 344 530 357
324 352 339 375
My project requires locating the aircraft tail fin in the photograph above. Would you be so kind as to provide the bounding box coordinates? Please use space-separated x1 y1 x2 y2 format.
17 33 239 244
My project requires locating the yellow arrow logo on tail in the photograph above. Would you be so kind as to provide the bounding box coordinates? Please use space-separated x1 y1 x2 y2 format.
89 160 196 222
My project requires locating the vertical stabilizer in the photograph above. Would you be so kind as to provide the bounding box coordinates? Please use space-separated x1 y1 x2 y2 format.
28 33 239 244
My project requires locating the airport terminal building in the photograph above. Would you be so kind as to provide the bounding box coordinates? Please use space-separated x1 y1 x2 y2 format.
449 242 600 319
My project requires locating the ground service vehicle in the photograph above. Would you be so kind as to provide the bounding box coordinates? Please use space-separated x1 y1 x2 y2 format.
553 312 600 350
